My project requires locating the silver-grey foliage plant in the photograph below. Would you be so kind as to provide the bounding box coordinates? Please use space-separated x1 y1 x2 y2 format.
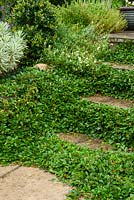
0 22 26 73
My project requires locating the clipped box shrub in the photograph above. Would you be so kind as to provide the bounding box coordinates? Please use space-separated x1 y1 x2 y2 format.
0 22 26 74
9 0 57 65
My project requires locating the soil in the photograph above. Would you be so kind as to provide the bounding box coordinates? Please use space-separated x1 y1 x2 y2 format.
82 94 134 109
58 132 112 151
0 166 71 200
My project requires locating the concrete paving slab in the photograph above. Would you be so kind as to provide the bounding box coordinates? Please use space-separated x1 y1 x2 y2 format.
0 166 71 200
0 165 20 178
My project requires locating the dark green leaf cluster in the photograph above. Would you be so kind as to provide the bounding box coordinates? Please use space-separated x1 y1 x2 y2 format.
102 41 134 65
8 0 57 65
0 63 134 199
0 66 134 148
0 131 134 199
49 0 72 6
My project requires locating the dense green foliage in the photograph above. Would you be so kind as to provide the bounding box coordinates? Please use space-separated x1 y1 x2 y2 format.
49 0 72 6
56 0 126 34
1 132 134 199
43 25 108 72
1 65 134 199
102 41 134 65
112 0 125 8
9 0 57 65
0 66 134 148
1 1 134 199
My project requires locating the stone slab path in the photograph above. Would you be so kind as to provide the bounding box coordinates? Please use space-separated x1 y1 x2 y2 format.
0 165 71 200
82 95 134 109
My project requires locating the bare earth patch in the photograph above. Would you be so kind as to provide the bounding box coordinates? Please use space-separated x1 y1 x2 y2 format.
0 166 71 200
82 94 134 109
58 133 112 151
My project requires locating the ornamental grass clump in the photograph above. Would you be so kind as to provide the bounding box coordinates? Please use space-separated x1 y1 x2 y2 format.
0 22 26 74
58 0 127 33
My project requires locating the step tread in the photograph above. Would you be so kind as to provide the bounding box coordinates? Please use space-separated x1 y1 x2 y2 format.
82 95 134 109
109 31 134 40
110 63 134 70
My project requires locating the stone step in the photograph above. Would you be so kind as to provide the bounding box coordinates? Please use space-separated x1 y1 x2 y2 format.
109 31 134 43
0 165 71 200
98 62 134 71
82 95 134 109
110 63 134 70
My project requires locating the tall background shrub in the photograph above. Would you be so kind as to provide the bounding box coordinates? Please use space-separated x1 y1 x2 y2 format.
9 0 57 65
57 0 126 33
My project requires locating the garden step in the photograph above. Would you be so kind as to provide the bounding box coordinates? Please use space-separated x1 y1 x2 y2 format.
82 95 134 109
0 165 71 200
109 31 134 43
58 133 112 151
110 63 134 70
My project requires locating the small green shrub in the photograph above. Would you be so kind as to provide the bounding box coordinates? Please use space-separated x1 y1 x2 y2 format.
43 24 108 72
9 0 57 65
57 0 127 33
0 22 26 74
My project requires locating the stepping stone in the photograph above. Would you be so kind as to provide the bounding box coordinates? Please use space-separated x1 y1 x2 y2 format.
0 165 20 178
58 133 112 151
109 31 134 43
82 95 134 109
110 63 134 70
0 166 71 200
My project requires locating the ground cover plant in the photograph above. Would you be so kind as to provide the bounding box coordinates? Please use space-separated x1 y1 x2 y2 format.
1 66 134 147
0 67 134 199
1 132 134 199
1 0 134 199
102 41 134 65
